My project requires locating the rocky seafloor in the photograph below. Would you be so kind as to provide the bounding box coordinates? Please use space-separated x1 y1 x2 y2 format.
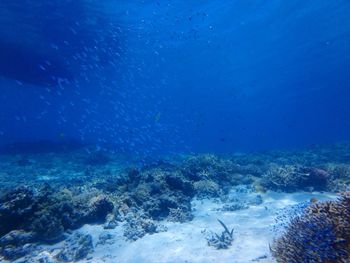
1 142 350 262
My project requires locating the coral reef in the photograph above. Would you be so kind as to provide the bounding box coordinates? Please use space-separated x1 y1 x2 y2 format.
167 207 194 222
0 185 113 260
86 195 114 223
206 219 234 249
0 230 37 261
0 187 35 237
56 233 94 262
120 167 195 222
217 186 263 211
1 142 350 261
103 213 118 229
0 243 36 261
194 180 221 198
326 163 350 192
114 154 262 225
261 164 329 192
272 192 350 262
123 212 166 241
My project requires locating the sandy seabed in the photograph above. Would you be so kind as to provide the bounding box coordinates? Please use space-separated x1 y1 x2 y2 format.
30 191 335 263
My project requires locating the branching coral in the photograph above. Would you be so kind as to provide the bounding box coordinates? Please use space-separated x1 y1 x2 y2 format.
272 192 350 262
262 164 308 191
206 219 234 249
194 180 221 199
262 164 329 192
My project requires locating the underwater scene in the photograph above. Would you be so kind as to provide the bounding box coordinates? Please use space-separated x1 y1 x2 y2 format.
1 1 350 262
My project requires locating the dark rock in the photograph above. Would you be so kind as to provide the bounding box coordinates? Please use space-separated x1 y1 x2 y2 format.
86 195 114 222
165 173 194 197
128 167 140 179
31 211 65 242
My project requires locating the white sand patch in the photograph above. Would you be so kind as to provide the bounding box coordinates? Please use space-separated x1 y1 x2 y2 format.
72 191 336 263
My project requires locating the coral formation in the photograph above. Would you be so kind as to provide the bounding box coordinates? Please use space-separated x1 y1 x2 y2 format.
206 219 234 249
86 195 114 222
219 201 248 212
114 154 262 225
261 164 329 192
167 207 194 222
272 192 350 262
194 180 221 198
0 230 37 261
123 212 165 241
1 143 350 261
0 185 113 260
56 233 94 262
97 233 114 246
0 187 35 237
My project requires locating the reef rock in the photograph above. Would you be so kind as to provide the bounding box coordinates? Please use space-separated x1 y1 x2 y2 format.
0 230 37 260
56 233 94 262
0 185 114 248
0 187 35 237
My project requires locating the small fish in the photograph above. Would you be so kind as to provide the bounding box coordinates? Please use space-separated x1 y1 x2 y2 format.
155 112 161 122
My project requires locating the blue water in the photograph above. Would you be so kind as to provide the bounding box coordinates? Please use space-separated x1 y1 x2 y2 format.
1 0 350 155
